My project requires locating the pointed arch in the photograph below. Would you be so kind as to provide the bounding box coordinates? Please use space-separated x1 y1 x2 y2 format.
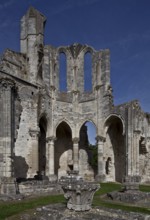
55 121 73 179
104 114 125 135
79 120 97 146
55 119 72 137
104 114 126 182
56 121 72 139
79 119 97 134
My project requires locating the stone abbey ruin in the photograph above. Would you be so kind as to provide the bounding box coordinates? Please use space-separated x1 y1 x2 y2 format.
0 7 150 194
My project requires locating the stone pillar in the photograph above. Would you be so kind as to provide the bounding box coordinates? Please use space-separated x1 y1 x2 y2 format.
46 136 57 182
73 138 79 171
29 128 40 177
133 130 141 176
0 79 17 195
96 135 106 182
123 130 141 191
0 79 14 178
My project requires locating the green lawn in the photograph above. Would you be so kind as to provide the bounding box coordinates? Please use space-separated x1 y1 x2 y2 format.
0 183 149 219
0 195 64 220
139 184 150 192
95 182 122 196
93 182 150 215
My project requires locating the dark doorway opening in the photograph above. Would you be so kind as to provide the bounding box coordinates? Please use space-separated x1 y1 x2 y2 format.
39 117 47 175
106 116 125 182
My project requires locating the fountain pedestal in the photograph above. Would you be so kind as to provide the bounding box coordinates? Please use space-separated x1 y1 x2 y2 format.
59 171 100 211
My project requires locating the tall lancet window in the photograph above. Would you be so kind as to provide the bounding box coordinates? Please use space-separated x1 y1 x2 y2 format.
59 52 67 91
84 52 92 91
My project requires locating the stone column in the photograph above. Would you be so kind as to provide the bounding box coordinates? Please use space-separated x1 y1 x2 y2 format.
29 128 40 177
133 130 141 176
0 79 17 195
123 130 141 191
0 79 14 178
96 135 106 182
73 138 79 171
46 136 57 182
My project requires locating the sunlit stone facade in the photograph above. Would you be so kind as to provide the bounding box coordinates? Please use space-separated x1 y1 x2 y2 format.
0 7 149 185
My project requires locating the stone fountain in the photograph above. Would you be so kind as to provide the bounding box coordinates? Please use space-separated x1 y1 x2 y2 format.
59 170 100 211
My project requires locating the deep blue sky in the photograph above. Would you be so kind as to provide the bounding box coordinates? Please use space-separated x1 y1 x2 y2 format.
1 0 150 112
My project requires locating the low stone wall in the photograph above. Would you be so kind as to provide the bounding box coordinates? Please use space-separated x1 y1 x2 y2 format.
18 180 63 195
0 178 63 197
107 191 150 204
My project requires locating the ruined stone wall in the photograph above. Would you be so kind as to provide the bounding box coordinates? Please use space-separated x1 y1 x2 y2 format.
36 42 112 180
20 7 46 84
0 7 150 183
109 101 150 183
0 50 27 81
42 43 112 133
139 114 150 183
14 86 39 179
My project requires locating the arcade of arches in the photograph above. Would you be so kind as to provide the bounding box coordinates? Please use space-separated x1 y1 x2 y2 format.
1 7 150 187
36 118 126 182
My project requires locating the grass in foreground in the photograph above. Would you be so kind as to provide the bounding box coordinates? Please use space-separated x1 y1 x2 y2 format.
0 183 149 219
95 182 122 196
93 182 150 215
93 198 150 215
139 184 150 192
0 194 64 220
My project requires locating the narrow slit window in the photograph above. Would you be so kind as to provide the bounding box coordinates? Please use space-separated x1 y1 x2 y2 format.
84 52 92 91
59 52 67 91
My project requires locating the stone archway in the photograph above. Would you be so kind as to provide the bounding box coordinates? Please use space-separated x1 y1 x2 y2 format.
39 116 47 175
104 115 126 182
55 121 73 179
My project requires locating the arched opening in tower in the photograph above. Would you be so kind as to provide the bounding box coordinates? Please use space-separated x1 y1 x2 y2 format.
39 116 47 175
104 116 126 182
55 122 73 179
79 121 97 181
84 52 92 91
59 52 67 91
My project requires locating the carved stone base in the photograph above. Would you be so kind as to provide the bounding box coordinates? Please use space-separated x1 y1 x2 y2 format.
59 171 100 211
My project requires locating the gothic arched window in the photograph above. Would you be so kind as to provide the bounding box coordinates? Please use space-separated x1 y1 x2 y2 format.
59 52 67 91
84 52 92 91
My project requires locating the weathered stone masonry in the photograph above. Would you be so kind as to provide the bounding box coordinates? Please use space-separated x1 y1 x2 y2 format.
0 7 149 185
